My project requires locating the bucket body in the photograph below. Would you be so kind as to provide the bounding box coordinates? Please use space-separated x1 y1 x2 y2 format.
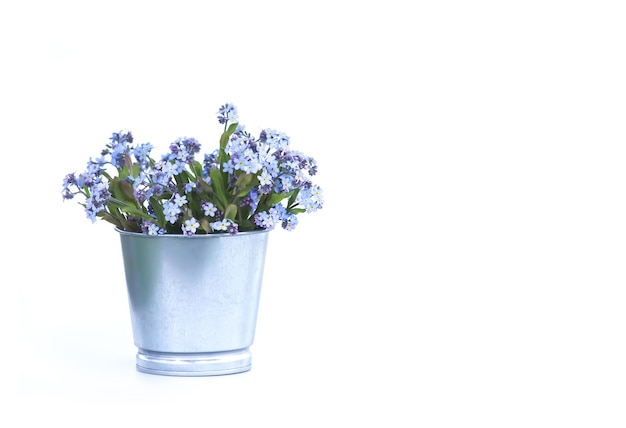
117 228 270 376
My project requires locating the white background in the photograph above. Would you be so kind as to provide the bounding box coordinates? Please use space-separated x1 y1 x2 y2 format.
3 0 626 426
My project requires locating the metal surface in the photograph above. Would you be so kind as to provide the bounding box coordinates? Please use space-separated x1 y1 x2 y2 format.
117 228 270 376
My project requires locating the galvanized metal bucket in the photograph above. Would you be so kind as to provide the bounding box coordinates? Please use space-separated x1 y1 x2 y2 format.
117 228 270 376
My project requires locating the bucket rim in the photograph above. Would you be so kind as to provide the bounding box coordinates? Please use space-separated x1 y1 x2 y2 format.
115 227 271 239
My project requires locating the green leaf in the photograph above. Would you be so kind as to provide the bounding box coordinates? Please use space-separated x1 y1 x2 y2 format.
220 122 238 152
200 217 212 233
109 177 122 199
238 205 251 222
120 218 142 233
120 179 136 201
124 153 133 170
100 212 123 229
224 204 238 221
109 205 125 220
235 173 257 198
108 198 125 209
238 218 255 231
209 168 228 209
269 192 289 205
218 122 238 169
287 189 300 209
237 187 253 198
119 166 130 180
150 197 165 227
174 172 184 188
235 173 253 189
109 177 135 204
199 179 212 193
190 161 204 179
131 163 141 178
123 205 152 220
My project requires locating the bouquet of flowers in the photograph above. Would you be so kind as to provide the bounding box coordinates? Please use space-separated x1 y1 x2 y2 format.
62 104 323 235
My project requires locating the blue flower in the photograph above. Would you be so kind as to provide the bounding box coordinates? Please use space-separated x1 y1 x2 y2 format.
173 193 187 207
222 161 234 174
202 201 217 217
143 221 164 236
254 208 283 230
299 185 323 212
183 217 200 235
163 201 181 224
282 213 298 231
133 143 153 166
258 169 272 187
210 218 231 231
217 103 239 124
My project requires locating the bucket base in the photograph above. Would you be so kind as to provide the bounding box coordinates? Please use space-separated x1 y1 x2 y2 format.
136 347 252 376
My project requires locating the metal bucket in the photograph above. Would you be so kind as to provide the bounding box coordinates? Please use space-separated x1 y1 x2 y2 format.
117 228 270 376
